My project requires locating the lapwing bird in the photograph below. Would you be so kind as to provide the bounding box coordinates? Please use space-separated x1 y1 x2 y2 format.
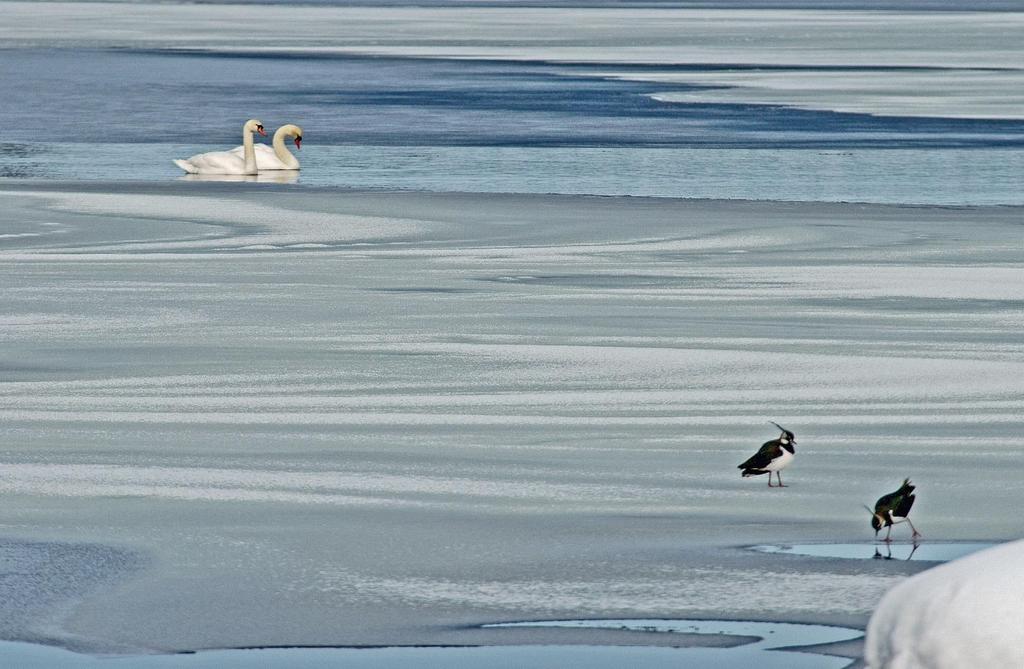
738 422 796 487
868 478 921 542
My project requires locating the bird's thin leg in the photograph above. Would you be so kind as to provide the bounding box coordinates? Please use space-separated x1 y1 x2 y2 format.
906 518 922 539
884 525 893 543
777 472 787 488
767 473 775 487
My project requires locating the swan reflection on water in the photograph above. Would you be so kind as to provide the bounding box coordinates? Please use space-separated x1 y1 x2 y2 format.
179 171 299 184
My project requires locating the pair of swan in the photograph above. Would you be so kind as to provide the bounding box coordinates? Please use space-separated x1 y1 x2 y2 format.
174 120 303 175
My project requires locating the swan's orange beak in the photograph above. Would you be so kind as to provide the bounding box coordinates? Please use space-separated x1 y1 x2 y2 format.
256 125 267 136
294 136 302 150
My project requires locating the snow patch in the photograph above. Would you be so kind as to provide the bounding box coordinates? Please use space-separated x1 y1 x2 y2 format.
865 539 1024 668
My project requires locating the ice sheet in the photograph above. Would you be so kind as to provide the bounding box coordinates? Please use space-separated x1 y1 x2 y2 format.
0 183 1021 654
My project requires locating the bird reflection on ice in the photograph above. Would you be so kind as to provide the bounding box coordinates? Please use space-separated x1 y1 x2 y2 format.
874 541 920 561
179 171 299 184
751 542 996 562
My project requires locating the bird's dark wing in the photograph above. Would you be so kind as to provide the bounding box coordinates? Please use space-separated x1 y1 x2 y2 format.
893 493 915 518
874 489 899 514
738 440 781 470
876 486 916 516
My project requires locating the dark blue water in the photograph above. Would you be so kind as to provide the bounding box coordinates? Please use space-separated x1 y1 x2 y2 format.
3 49 1022 149
2 1 1022 202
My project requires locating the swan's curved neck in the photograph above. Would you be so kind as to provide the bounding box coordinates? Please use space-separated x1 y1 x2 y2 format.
242 127 257 175
272 129 300 170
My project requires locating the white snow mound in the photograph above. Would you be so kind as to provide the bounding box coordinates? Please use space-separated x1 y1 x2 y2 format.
865 539 1024 669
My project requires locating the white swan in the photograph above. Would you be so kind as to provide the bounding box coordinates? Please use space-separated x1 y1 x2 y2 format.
174 119 267 175
230 124 302 170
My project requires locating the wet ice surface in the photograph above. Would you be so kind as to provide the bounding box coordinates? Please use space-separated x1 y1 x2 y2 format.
0 181 1022 654
490 619 862 668
0 619 862 668
0 632 857 669
751 542 997 562
0 539 144 651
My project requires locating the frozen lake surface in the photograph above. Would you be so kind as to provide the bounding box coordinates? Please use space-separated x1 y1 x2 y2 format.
1 0 1023 662
0 181 1021 656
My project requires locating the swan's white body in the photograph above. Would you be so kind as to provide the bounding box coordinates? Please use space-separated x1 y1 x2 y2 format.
229 124 302 170
174 120 265 175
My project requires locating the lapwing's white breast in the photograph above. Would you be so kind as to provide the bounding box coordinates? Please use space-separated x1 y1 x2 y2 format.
764 446 795 472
